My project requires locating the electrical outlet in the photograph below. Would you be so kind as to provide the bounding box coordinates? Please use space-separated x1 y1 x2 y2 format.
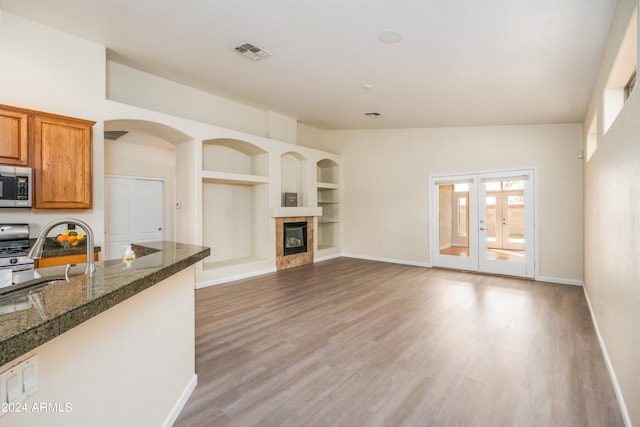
599 302 604 314
0 355 38 416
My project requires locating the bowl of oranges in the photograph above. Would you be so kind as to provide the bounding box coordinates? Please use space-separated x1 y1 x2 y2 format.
55 230 86 249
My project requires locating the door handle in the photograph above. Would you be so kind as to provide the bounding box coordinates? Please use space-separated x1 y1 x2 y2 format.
480 227 487 231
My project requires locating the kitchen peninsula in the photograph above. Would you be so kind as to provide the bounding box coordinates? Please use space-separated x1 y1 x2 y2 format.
0 241 209 427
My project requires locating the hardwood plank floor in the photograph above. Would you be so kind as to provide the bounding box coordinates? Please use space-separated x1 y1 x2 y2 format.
173 258 623 427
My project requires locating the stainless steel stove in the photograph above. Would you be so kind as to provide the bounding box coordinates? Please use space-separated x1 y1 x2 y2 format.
0 224 35 286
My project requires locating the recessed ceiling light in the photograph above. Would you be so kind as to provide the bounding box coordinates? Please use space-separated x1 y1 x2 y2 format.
234 42 271 61
361 83 374 90
377 29 403 44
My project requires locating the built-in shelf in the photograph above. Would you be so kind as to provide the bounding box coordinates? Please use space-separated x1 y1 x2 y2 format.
199 138 271 287
316 159 340 252
201 170 269 185
317 182 339 190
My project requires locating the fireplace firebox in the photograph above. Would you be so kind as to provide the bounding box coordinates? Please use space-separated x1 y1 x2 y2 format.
283 221 308 256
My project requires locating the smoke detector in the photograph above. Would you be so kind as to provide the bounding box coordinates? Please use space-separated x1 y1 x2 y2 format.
234 42 271 61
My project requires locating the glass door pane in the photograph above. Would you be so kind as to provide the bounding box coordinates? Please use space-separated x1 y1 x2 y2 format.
438 184 470 257
505 192 525 250
478 171 533 278
485 194 500 249
432 175 478 272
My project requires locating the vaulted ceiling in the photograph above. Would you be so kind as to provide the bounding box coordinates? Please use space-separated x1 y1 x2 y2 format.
0 0 617 130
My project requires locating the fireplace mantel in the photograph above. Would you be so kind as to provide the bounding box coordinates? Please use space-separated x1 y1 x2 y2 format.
270 207 322 218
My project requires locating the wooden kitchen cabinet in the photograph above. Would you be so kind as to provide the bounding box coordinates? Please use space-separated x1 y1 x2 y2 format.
31 113 95 209
0 105 29 166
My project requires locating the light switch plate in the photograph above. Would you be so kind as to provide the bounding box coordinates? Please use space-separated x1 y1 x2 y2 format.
0 354 38 417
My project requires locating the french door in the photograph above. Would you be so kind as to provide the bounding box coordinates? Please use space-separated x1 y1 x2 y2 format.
431 169 535 278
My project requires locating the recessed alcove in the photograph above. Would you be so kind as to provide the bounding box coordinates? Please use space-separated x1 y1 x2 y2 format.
202 138 269 178
316 159 340 253
281 151 308 207
200 138 270 274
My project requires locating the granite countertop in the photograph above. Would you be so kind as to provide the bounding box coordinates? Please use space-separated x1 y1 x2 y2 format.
0 241 210 366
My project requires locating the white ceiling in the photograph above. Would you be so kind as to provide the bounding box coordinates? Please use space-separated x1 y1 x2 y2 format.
0 0 617 130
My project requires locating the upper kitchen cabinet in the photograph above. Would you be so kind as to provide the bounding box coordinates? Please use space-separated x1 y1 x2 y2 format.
0 105 29 166
31 113 95 209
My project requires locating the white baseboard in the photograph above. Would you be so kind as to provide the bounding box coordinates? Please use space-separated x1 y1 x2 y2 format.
535 275 583 286
582 287 632 427
314 252 342 263
342 253 431 268
163 374 197 427
344 255 584 287
196 267 277 288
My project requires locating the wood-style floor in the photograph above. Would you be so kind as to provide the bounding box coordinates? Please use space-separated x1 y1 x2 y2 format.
174 258 623 427
440 246 525 262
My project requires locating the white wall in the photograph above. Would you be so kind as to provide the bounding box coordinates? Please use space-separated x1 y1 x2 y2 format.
108 60 270 138
582 1 639 425
325 124 584 282
0 10 106 245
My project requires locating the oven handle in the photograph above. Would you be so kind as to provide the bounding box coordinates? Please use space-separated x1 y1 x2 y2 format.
1 264 34 273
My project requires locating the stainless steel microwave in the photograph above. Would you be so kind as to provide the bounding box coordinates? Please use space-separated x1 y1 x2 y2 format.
0 166 32 208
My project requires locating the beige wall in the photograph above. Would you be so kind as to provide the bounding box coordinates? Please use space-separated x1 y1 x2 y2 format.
325 124 584 282
582 1 639 425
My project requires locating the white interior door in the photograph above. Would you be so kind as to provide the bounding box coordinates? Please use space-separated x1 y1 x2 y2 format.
105 176 164 260
431 169 534 278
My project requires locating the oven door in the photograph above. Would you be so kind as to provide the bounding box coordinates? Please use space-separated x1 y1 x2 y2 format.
0 264 36 287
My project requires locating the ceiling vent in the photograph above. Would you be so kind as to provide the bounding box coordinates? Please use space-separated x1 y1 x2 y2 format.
234 42 271 61
104 130 129 140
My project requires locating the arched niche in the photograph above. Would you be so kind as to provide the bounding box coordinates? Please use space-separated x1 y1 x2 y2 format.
103 119 194 259
202 138 269 177
317 158 339 185
105 119 193 146
281 151 309 207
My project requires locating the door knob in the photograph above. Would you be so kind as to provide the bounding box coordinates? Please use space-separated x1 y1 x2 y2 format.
480 227 487 231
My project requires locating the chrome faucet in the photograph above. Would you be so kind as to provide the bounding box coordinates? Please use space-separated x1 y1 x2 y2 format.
28 218 96 276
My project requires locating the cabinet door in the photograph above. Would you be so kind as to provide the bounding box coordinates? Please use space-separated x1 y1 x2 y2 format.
0 106 29 166
32 114 95 209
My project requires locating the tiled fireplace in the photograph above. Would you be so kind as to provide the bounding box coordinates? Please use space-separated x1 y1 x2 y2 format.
276 216 313 270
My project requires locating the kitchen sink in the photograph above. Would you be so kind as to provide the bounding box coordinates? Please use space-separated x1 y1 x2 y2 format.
0 276 65 298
